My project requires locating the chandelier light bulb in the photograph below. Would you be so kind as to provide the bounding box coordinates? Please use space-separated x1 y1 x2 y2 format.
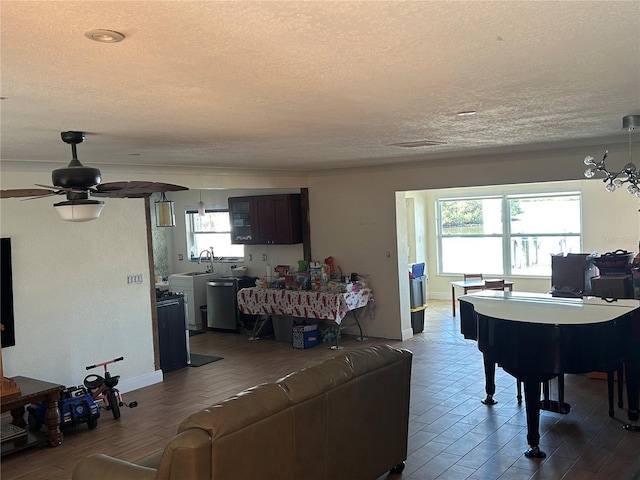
584 155 595 166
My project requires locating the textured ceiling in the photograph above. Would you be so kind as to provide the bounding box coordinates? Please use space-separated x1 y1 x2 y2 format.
1 1 639 173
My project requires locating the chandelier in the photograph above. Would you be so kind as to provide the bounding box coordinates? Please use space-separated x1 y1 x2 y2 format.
584 115 640 196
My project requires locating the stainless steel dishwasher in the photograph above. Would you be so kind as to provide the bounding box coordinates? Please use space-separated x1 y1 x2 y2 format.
206 277 256 331
206 279 237 330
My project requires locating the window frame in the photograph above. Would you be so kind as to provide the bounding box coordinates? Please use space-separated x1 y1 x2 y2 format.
185 208 244 262
436 191 582 277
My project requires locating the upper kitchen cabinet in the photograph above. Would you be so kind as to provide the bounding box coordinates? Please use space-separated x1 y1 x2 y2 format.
228 194 302 245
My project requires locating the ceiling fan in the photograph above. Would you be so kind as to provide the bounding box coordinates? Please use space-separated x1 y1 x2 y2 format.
1 131 188 222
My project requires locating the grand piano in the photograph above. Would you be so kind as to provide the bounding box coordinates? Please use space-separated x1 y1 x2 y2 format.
460 290 640 458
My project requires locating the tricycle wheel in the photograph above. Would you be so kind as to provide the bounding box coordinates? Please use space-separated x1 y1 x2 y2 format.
87 417 98 429
107 390 121 419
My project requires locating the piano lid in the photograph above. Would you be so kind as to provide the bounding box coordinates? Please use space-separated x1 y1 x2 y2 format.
459 290 640 326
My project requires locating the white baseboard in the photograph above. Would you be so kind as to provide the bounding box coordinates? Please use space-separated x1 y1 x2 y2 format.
401 328 414 341
118 369 163 394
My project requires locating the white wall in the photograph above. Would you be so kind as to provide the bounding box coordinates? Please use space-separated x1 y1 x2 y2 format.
1 171 157 390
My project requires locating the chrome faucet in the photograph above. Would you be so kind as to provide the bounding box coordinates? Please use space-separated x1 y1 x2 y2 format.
198 248 215 273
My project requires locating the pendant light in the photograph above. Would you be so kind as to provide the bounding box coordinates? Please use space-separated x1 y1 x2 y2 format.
198 190 205 217
155 192 176 227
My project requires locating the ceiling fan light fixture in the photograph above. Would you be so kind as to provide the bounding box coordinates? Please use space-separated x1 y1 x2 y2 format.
155 192 176 227
84 29 125 43
54 199 105 222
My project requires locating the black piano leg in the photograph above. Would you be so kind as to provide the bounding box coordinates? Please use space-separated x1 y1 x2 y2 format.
623 360 640 432
607 368 615 417
523 379 546 458
481 355 497 405
617 363 624 409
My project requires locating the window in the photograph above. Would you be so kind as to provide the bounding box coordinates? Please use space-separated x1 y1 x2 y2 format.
437 192 581 276
185 210 244 261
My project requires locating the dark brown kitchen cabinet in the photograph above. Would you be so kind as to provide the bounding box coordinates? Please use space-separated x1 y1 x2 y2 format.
228 194 302 245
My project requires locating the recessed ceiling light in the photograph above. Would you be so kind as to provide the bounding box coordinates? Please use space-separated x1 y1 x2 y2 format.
84 29 125 43
456 111 477 117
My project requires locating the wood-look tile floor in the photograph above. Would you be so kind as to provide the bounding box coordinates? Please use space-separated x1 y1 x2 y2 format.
2 299 640 479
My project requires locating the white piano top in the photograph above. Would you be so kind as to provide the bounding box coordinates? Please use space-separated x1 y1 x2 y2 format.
459 290 640 325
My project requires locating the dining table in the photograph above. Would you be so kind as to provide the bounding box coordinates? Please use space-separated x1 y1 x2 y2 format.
237 287 373 348
450 279 513 316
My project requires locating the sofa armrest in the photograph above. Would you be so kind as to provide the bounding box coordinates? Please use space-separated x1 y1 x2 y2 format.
72 454 157 480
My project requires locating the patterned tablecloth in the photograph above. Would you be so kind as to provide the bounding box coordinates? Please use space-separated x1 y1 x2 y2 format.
237 287 372 325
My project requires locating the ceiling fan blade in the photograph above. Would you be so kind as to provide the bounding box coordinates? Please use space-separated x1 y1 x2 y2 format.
1 188 58 199
93 181 188 198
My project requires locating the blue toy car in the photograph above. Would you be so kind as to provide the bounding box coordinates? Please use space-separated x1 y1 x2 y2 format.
28 385 100 431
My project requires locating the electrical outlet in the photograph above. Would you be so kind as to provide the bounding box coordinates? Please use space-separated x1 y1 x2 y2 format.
262 253 268 261
178 254 184 261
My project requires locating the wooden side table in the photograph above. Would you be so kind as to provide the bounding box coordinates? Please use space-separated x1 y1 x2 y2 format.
1 376 64 455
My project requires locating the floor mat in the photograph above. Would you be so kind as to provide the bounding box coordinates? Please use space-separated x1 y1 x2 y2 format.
189 353 223 367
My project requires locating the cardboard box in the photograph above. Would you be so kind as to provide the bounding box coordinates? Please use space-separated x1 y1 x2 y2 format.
292 324 318 349
551 253 597 293
592 275 631 299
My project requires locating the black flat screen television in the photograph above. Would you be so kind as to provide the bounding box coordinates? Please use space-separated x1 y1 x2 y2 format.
1 237 16 347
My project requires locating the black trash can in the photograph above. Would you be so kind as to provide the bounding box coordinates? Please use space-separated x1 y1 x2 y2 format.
410 306 425 334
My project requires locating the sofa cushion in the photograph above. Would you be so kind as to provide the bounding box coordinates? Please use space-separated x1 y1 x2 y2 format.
179 382 290 437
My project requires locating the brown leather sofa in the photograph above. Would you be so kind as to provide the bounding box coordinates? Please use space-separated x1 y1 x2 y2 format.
72 344 413 480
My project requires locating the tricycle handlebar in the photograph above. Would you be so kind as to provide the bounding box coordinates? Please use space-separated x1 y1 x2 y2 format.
85 356 124 370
